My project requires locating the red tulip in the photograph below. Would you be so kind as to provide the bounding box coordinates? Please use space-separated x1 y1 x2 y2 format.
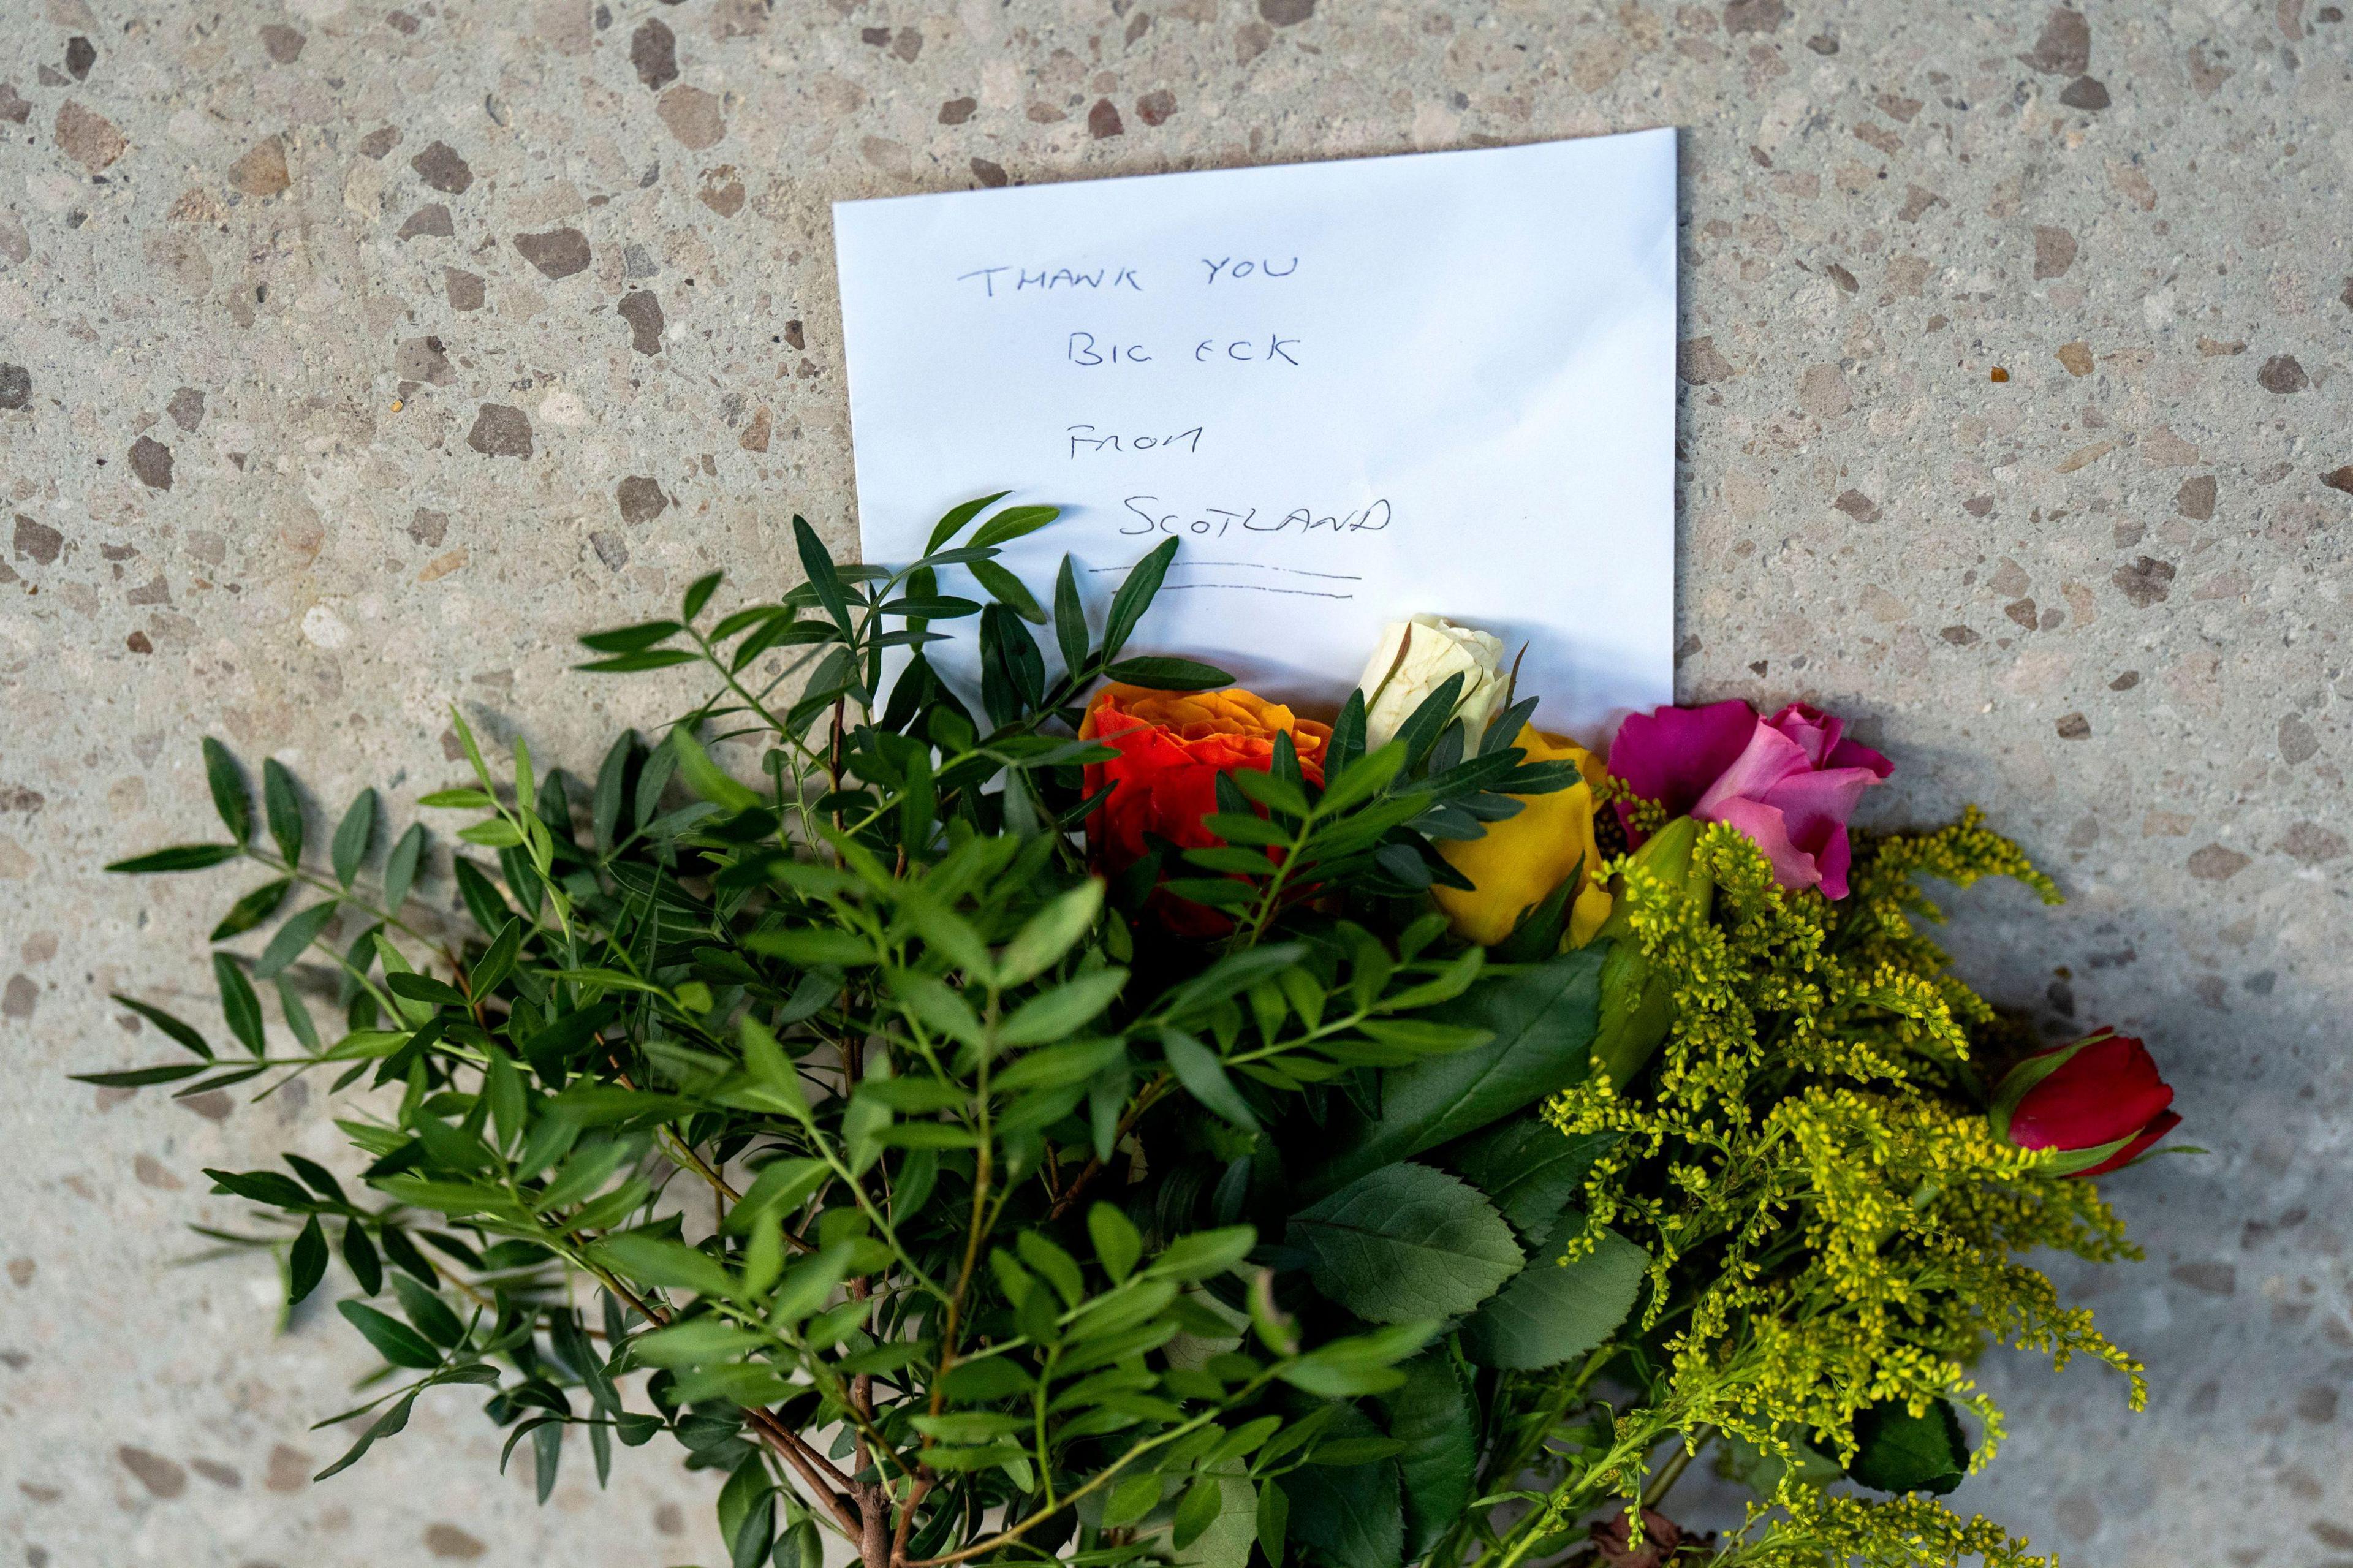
1990 1029 2180 1178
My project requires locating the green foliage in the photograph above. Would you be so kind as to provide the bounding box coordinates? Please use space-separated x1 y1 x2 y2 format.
88 498 2146 1568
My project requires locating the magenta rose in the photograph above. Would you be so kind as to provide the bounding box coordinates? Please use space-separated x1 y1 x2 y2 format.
1607 699 1892 899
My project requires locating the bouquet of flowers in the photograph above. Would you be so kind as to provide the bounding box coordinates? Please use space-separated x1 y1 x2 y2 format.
90 497 2179 1568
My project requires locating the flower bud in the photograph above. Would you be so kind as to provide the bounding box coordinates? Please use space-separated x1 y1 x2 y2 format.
1990 1029 2180 1178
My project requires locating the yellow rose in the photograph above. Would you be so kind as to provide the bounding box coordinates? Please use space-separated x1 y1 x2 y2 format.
1432 727 1613 949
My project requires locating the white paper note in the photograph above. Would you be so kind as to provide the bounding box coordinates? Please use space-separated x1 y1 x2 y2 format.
833 128 1677 740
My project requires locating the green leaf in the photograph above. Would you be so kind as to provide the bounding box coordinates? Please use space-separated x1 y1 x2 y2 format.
682 570 724 623
332 789 377 888
392 1273 468 1348
996 969 1127 1047
69 1062 210 1088
387 971 468 1009
1103 1473 1164 1529
672 725 762 812
744 928 876 968
213 953 266 1057
263 759 304 865
382 823 426 913
1305 949 1605 1200
1053 555 1089 678
1088 1202 1143 1284
1439 1119 1617 1238
289 1215 330 1306
313 1389 417 1481
1102 537 1179 659
111 995 213 1061
1161 1030 1259 1133
255 900 339 980
1286 1162 1521 1324
1281 1405 1402 1568
1173 1479 1222 1552
969 503 1060 551
1384 1352 1477 1561
577 648 702 673
996 878 1104 987
596 1232 737 1301
970 558 1046 624
794 515 854 637
203 737 251 843
724 1156 829 1232
107 843 243 874
578 619 684 654
1257 1478 1290 1568
210 877 292 941
1101 656 1235 691
736 1019 813 1122
338 1300 443 1369
1459 1214 1645 1371
276 977 320 1052
342 1221 383 1295
471 919 523 999
926 490 1012 554
205 1167 314 1208
1846 1398 1971 1496
1147 1227 1256 1281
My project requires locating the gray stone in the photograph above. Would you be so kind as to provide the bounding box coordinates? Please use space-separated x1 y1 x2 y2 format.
464 403 532 458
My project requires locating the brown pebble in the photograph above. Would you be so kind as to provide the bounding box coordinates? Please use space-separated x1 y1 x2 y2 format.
260 25 306 62
397 204 455 240
1087 98 1124 138
938 96 976 126
444 267 485 311
616 477 668 525
464 404 533 458
409 140 473 195
513 227 590 279
117 1447 187 1499
657 85 726 150
128 436 174 491
616 290 664 355
2111 556 2175 607
971 157 1008 188
55 100 128 171
2257 354 2308 394
423 1523 486 1560
2186 844 2249 882
1988 366 2009 382
2059 75 2110 110
631 20 678 90
2054 713 2091 740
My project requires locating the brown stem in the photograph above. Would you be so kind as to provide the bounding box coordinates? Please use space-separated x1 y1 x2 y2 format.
578 1260 859 1531
1045 1074 1172 1221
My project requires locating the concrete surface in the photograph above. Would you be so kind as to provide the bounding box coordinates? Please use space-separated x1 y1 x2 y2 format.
2 0 2349 1564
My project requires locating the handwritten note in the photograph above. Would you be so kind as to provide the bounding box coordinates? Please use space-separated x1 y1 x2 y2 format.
833 128 1677 739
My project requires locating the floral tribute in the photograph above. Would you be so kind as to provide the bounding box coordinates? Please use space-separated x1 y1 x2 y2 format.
88 499 2178 1568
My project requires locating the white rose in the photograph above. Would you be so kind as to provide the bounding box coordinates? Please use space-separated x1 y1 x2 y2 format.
1354 615 1510 751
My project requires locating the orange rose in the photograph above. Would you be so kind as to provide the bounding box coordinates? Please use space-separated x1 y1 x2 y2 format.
1080 684 1332 937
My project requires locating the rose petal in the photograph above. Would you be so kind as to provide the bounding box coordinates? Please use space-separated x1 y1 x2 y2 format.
1694 723 1811 817
2010 1034 2176 1151
1766 702 1842 767
1608 700 1759 825
2071 1109 2183 1178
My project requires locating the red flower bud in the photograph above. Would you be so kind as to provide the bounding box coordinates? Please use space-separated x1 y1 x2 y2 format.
1991 1029 2180 1179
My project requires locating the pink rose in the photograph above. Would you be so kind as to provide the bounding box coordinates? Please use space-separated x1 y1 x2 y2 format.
1607 699 1892 898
